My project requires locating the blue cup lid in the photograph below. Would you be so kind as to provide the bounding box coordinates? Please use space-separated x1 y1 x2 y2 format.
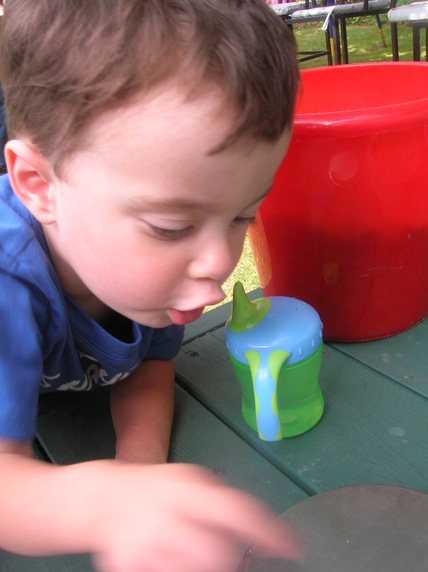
226 284 323 366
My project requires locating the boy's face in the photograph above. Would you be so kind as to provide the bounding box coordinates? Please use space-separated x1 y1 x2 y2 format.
43 87 291 327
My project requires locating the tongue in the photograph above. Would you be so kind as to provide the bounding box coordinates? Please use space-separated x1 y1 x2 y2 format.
168 307 204 325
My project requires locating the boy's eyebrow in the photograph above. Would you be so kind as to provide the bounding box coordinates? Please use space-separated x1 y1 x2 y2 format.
252 185 273 204
243 185 273 209
130 197 209 210
129 186 273 211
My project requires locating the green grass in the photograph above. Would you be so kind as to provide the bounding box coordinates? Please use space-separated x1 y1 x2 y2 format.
208 13 419 311
204 235 260 312
296 15 416 68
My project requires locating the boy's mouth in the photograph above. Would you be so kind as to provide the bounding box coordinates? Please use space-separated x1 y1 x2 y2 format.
167 307 205 325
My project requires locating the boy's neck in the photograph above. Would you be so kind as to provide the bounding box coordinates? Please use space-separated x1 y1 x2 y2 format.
75 295 111 323
72 294 134 341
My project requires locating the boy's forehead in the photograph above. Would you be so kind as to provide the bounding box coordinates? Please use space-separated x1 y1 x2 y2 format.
63 82 291 205
118 129 289 215
86 83 234 148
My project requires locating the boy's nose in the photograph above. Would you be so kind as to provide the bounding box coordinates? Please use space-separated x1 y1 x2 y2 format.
187 235 238 284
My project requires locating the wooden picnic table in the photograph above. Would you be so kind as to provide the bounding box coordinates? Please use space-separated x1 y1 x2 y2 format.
1 289 427 570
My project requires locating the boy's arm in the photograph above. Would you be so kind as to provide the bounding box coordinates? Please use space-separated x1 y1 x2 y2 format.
0 445 97 556
0 443 302 571
109 359 175 464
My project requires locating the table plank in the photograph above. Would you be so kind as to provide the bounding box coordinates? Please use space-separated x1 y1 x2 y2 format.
6 296 426 571
170 386 308 511
331 317 428 398
1 376 309 571
36 386 307 512
175 325 428 495
0 552 93 572
36 389 115 464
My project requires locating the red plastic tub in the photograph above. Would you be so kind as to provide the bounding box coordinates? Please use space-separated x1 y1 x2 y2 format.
249 63 428 341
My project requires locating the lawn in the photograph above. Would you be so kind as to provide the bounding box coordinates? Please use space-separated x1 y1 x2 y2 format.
209 11 418 311
296 14 416 68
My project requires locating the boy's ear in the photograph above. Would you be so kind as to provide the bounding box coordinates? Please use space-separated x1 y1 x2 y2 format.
5 139 57 224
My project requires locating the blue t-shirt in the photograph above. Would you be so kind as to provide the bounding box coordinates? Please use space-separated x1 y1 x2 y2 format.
0 175 184 440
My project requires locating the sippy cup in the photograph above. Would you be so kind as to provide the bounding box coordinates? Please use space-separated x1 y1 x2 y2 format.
226 282 324 441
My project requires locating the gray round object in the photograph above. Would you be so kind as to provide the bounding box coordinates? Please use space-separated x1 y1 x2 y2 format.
246 485 428 572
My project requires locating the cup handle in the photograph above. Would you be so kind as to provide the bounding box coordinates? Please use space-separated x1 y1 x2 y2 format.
245 349 290 441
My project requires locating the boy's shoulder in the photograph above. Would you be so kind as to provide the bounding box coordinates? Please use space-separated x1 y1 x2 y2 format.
0 173 32 225
0 174 58 286
0 173 44 248
0 173 66 354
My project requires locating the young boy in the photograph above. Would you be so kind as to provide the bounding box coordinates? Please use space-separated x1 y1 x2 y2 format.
0 1 301 570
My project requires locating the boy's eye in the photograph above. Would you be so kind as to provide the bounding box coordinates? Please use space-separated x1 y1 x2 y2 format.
149 224 193 240
233 215 256 227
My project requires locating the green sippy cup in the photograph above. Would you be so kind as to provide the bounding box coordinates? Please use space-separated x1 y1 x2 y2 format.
226 282 324 441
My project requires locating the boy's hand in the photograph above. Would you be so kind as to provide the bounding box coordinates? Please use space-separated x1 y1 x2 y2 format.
91 463 302 572
0 450 301 570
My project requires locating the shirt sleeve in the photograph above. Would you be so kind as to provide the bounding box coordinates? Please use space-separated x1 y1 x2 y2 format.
0 270 44 440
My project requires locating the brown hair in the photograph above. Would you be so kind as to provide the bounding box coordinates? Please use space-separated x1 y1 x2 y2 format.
0 0 299 174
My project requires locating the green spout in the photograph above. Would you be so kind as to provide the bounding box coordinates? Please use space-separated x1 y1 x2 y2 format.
228 282 270 333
